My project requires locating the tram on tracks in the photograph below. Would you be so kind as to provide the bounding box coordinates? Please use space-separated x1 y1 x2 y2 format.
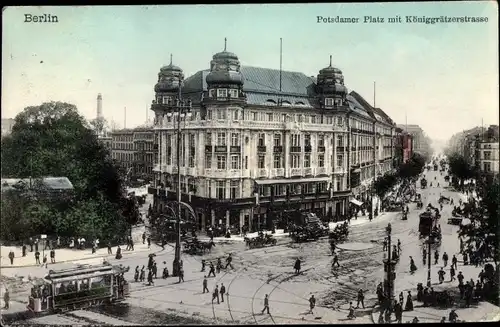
27 262 130 315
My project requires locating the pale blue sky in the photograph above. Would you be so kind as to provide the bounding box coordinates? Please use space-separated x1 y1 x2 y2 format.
2 3 498 141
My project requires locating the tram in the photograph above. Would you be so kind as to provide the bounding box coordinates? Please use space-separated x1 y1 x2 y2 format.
27 263 129 315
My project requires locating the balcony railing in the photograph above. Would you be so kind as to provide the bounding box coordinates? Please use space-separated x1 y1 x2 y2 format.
273 146 283 153
257 145 267 152
304 167 313 175
271 168 285 177
291 168 302 176
214 146 227 153
257 168 267 178
205 145 212 152
317 146 326 152
290 146 301 153
316 167 326 175
230 146 241 153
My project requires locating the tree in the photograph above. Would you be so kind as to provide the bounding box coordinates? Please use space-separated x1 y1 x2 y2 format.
373 172 398 199
397 153 426 180
1 101 131 243
89 117 109 136
447 153 474 189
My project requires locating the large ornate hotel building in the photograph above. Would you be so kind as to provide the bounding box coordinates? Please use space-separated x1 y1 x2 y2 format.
148 45 397 232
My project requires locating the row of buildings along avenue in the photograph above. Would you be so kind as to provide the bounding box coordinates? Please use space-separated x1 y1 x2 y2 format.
138 44 417 233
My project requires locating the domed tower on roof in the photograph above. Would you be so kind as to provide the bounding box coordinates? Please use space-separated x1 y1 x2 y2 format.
205 38 246 102
316 55 347 108
155 54 184 94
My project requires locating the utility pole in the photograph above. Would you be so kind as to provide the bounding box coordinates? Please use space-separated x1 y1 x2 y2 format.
383 223 394 320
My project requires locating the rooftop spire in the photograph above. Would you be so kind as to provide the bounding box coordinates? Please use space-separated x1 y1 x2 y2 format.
224 37 227 51
329 55 332 67
170 53 173 65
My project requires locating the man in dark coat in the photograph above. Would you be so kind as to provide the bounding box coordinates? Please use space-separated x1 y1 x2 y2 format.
212 285 220 304
203 276 209 293
8 251 14 265
220 283 226 302
35 251 41 265
50 249 55 263
294 258 301 274
356 289 365 309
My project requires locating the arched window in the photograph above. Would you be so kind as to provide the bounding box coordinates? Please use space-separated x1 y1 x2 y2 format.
282 101 292 106
295 101 305 106
266 99 277 104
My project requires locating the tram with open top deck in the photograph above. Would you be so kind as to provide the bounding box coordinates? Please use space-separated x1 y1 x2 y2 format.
27 262 130 315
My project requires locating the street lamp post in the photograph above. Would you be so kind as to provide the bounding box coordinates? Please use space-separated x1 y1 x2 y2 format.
383 223 395 319
171 86 192 277
426 230 436 287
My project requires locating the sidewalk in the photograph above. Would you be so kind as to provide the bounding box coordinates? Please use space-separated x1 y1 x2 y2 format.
0 242 164 268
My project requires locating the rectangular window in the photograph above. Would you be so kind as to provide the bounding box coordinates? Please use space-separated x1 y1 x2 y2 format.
252 112 258 121
484 151 491 160
217 89 228 98
337 154 343 167
216 109 226 120
291 134 300 147
484 162 491 172
318 154 325 167
291 154 300 168
189 155 195 168
325 98 334 106
206 133 212 146
273 154 282 168
232 110 239 120
258 133 266 146
274 134 282 147
206 109 213 120
231 155 240 169
304 134 311 146
162 96 172 104
217 132 226 146
304 154 311 167
216 155 226 169
267 113 273 121
337 135 344 147
231 133 239 146
336 179 342 191
216 180 226 200
282 113 287 122
258 155 265 169
228 89 238 98
311 115 316 124
189 134 195 147
337 116 343 126
229 180 239 199
318 135 325 147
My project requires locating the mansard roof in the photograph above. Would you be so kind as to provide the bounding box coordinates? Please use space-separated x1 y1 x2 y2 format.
181 66 393 124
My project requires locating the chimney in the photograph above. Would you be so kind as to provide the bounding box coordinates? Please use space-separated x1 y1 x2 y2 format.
97 93 103 119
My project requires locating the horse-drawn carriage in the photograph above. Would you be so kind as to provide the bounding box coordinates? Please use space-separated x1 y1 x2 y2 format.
328 222 349 244
438 195 451 205
244 233 277 249
419 209 442 241
183 238 215 255
291 226 321 243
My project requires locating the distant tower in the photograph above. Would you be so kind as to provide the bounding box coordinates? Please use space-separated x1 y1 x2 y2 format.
97 93 103 119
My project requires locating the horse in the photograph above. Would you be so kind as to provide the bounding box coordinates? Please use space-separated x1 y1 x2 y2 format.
202 241 216 253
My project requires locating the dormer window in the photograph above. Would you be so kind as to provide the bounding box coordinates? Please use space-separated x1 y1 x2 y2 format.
335 79 342 84
282 101 292 106
334 99 343 106
210 89 216 98
325 98 334 107
157 96 162 104
229 89 238 98
217 89 228 98
162 96 172 104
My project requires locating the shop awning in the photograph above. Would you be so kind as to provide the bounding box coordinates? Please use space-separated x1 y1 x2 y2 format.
255 177 331 185
350 199 363 206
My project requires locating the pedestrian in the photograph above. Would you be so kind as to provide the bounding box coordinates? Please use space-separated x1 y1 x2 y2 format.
449 309 458 323
457 271 464 285
355 289 364 309
42 254 47 265
309 295 316 314
397 239 402 255
216 258 222 274
107 242 113 255
142 232 146 244
394 301 403 323
140 266 145 282
35 251 40 265
179 267 184 283
129 239 134 251
203 276 209 293
478 269 485 284
442 252 449 266
422 247 427 264
147 236 151 249
208 262 216 277
399 291 404 305
225 253 234 269
463 252 468 265
35 239 39 252
134 266 139 282
438 267 446 284
220 283 226 302
152 262 157 279
451 255 458 269
162 264 169 279
212 285 220 304
450 266 456 281
405 291 413 311
22 244 27 257
348 302 356 319
382 237 388 251
29 237 34 252
147 269 154 286
201 259 206 272
261 294 270 314
294 258 301 274
409 256 417 274
332 254 340 267
8 251 14 265
434 250 439 265
50 248 55 263
3 288 9 309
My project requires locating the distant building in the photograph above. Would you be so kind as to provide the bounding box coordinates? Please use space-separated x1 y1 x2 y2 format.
393 127 413 167
110 126 156 182
1 177 74 200
396 124 431 158
98 135 112 151
1 118 15 137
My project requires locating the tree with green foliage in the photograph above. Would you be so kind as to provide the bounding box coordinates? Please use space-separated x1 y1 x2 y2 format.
1 101 135 243
447 153 475 190
397 152 426 180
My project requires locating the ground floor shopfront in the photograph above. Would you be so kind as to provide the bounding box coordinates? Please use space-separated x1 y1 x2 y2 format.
149 187 351 233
